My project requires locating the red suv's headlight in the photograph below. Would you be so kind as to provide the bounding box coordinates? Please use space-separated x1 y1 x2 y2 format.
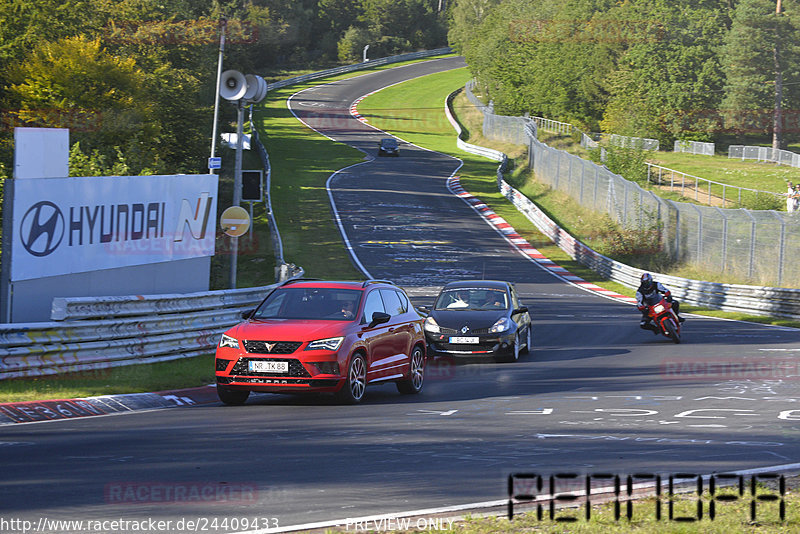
219 334 241 349
305 337 344 351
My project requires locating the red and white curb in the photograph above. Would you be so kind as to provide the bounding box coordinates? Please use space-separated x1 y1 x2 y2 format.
350 92 377 124
446 176 638 305
0 385 219 425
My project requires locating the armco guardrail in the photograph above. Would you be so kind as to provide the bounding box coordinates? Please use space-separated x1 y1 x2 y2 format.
445 88 800 319
266 47 452 92
0 281 300 380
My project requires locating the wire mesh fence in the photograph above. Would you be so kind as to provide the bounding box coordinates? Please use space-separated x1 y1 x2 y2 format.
674 140 715 155
464 82 799 286
608 134 659 150
729 145 800 168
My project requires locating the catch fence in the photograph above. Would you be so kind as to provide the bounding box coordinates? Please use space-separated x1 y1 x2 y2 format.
729 145 800 168
674 140 715 156
463 81 800 287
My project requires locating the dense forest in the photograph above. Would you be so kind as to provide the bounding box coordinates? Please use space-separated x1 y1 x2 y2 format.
449 0 800 148
0 0 449 181
2 0 798 181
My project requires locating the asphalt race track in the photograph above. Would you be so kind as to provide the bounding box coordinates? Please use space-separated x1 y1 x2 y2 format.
4 57 800 532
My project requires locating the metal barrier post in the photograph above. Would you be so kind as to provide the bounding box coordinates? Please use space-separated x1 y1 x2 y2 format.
772 211 786 286
743 210 757 279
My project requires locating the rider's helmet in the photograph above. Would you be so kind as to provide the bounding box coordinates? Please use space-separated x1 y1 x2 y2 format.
640 272 654 291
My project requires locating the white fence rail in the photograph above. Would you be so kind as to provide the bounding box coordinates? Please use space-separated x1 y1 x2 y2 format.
266 48 452 92
608 134 659 151
447 87 800 318
674 140 715 155
532 116 575 136
729 145 800 168
646 163 784 209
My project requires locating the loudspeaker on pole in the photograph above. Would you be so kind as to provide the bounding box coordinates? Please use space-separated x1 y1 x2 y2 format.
220 70 247 101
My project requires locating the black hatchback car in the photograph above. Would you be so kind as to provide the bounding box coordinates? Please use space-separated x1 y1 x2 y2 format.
421 280 532 362
377 138 399 157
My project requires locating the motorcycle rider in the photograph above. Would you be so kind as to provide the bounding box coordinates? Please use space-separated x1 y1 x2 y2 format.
636 273 685 334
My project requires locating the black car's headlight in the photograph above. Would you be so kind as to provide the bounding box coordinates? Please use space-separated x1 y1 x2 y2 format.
423 316 440 333
219 334 240 349
489 318 513 334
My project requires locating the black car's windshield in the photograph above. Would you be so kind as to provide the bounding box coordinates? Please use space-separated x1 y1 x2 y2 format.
381 139 398 148
433 288 508 311
253 288 362 320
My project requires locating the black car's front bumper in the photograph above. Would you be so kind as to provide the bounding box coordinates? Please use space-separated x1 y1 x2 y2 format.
425 332 516 358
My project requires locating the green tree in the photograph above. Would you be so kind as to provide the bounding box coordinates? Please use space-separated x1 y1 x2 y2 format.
721 0 800 148
6 36 162 173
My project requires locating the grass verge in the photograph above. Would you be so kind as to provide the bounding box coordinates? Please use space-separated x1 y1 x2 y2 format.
648 151 800 194
0 356 214 403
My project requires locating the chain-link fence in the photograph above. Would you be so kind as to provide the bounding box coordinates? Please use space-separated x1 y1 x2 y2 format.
463 82 800 287
608 134 659 150
729 145 800 168
674 140 715 155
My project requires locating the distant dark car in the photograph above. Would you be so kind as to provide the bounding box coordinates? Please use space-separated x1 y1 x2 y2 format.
421 280 532 362
377 138 399 157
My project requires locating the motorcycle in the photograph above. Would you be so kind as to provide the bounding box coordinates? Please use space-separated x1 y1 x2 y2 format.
641 292 681 344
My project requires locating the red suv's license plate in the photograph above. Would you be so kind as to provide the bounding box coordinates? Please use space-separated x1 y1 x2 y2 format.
249 361 289 373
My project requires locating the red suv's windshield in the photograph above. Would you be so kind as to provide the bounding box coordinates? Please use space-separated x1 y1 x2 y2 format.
253 287 363 321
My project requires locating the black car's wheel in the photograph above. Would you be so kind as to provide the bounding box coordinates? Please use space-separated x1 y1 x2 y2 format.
521 325 532 354
217 385 250 406
337 353 367 404
397 346 425 395
497 332 521 363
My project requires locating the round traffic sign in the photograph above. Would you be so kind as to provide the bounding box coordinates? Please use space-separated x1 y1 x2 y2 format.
220 206 251 237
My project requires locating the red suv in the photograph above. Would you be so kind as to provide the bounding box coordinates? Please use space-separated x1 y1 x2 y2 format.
215 279 426 404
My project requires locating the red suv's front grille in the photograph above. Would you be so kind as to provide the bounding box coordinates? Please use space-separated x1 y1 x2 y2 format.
243 340 303 354
229 358 311 377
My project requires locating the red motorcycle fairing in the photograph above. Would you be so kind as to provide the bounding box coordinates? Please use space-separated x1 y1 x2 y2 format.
644 294 681 344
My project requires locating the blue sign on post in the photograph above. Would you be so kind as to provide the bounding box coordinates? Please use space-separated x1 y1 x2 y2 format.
208 157 222 170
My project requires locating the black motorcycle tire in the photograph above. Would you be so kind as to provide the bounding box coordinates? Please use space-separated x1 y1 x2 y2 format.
664 319 681 344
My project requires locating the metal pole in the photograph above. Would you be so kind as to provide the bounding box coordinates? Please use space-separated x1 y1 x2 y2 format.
0 178 14 322
229 99 244 289
209 19 226 174
773 211 786 286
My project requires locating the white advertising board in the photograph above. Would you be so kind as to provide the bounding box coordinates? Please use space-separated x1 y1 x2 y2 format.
13 127 70 180
11 174 218 282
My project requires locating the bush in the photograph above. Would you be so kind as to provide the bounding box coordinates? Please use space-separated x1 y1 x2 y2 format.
740 191 785 211
592 215 664 257
601 146 648 185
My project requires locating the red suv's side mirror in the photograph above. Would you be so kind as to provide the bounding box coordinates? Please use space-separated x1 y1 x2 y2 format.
368 311 391 328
